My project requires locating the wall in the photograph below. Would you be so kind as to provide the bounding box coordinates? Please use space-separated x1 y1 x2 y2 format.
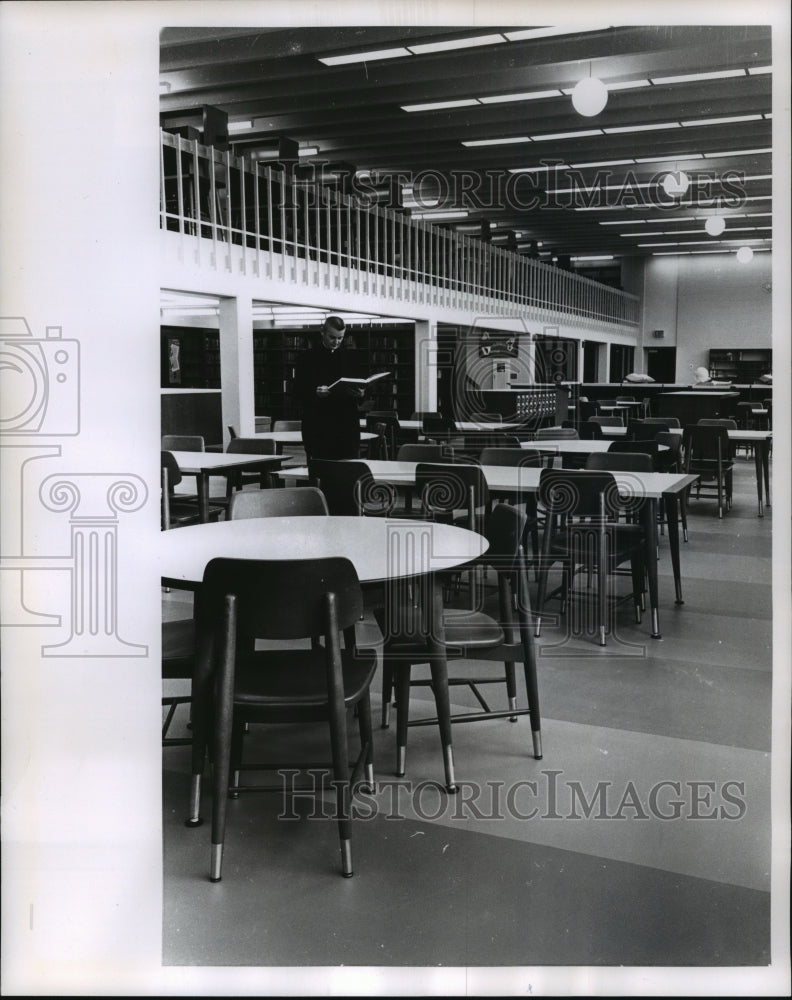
640 252 772 381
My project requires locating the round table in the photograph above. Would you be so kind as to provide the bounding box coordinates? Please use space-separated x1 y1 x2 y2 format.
160 515 488 588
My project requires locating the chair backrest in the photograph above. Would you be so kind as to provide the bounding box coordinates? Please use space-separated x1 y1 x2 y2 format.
162 434 204 452
365 412 400 459
309 459 395 516
228 486 329 520
200 557 363 642
586 451 653 473
535 426 579 439
421 413 456 434
590 416 622 428
397 443 449 462
538 468 629 520
616 395 636 403
226 436 277 455
608 439 659 465
579 420 604 440
462 433 522 452
160 450 182 490
479 447 543 468
227 425 238 440
697 418 737 429
415 463 489 526
482 502 531 582
272 420 301 432
639 417 674 430
655 430 681 457
684 424 731 463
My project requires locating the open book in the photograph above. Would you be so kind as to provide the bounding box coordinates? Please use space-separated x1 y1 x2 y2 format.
327 371 391 390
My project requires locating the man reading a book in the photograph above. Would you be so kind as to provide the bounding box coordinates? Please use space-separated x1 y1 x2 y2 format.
294 315 366 461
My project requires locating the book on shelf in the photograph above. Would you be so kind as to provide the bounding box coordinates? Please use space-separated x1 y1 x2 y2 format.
327 371 391 390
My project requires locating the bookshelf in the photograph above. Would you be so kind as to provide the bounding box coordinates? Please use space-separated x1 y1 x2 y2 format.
160 326 220 388
708 348 772 382
253 324 416 421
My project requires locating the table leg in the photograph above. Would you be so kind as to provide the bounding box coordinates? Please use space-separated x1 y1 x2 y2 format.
426 573 457 793
762 440 770 508
644 499 661 638
753 443 764 517
664 492 684 605
197 472 210 523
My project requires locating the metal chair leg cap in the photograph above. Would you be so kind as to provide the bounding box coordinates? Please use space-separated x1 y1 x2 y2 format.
185 817 204 828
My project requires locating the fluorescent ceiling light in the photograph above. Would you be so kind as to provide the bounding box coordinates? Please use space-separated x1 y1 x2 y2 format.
504 26 607 41
532 129 603 141
681 115 763 127
604 122 680 134
479 89 562 104
651 69 745 84
318 47 411 65
571 255 614 261
298 147 319 157
599 219 645 225
764 113 773 119
411 210 469 220
462 136 531 146
228 121 254 133
634 154 703 163
508 164 569 173
605 79 651 91
402 99 480 112
407 34 506 54
703 147 772 157
748 66 772 75
639 242 676 247
570 159 635 167
620 231 665 237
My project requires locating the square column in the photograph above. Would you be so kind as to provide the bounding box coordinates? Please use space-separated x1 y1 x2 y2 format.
218 296 256 441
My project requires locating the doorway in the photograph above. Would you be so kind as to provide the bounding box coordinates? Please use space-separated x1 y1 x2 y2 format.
582 341 600 383
645 347 677 384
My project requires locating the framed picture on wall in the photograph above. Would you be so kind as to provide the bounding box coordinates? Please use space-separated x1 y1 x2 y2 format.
479 330 519 358
167 336 181 385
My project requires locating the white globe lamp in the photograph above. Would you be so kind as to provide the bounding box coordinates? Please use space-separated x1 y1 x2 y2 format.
571 77 608 117
705 216 726 236
736 246 754 263
661 171 690 197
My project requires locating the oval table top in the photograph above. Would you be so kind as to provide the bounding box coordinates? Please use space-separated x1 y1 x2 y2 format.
160 515 488 588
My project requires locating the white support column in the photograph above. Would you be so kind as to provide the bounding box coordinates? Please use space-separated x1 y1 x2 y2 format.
415 320 437 413
601 342 611 383
218 296 256 441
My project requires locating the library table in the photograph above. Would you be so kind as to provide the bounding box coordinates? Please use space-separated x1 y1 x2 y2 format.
171 451 287 523
252 430 377 454
600 427 772 516
279 461 699 627
160 516 488 795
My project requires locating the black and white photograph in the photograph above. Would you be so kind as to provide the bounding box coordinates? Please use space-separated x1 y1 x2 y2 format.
1 2 790 996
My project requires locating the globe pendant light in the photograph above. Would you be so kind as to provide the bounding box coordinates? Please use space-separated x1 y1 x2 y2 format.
736 246 754 263
571 76 608 117
705 215 726 236
661 170 690 197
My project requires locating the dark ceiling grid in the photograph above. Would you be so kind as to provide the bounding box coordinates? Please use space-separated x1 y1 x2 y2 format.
160 25 772 261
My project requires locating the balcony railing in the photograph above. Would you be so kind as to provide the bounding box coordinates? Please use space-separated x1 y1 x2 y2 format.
160 131 640 331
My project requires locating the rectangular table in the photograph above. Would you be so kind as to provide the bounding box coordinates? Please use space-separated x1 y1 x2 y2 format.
279 461 699 629
600 427 772 516
171 451 288 522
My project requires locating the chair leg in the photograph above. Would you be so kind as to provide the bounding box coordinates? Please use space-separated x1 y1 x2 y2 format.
356 691 376 793
326 691 353 878
394 663 411 778
504 662 518 721
381 661 394 729
209 599 237 883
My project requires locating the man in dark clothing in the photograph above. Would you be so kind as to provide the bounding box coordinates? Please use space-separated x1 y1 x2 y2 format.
294 315 365 461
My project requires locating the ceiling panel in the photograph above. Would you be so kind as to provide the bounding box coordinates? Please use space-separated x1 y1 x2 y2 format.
160 24 773 263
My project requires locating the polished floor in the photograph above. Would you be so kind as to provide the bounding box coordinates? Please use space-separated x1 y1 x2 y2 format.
162 455 772 969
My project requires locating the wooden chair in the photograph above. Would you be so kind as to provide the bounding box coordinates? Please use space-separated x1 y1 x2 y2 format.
160 451 223 529
378 503 542 788
309 459 396 516
224 437 278 494
272 420 302 432
535 469 647 647
194 556 377 879
684 424 734 518
228 486 328 520
162 434 205 452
